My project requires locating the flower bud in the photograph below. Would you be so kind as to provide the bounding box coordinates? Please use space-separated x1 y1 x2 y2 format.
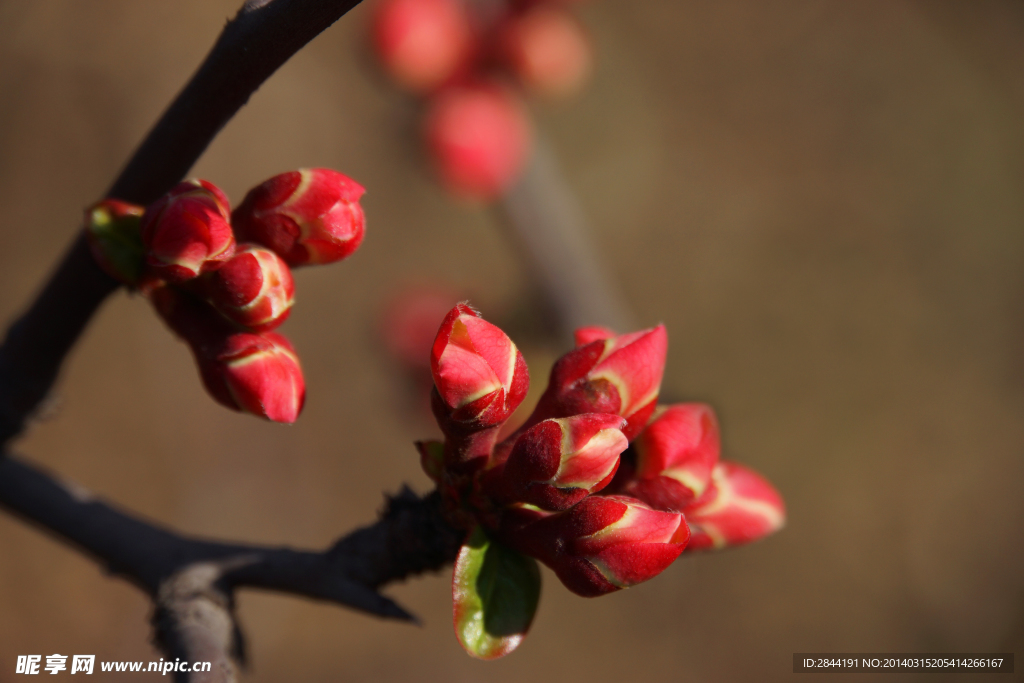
498 6 592 98
683 462 785 551
204 244 295 332
232 168 366 267
372 0 474 93
504 494 688 597
431 303 528 429
487 414 627 510
531 325 668 440
140 179 235 283
573 325 614 347
198 331 305 424
423 83 533 201
84 199 145 287
148 284 305 424
624 404 720 511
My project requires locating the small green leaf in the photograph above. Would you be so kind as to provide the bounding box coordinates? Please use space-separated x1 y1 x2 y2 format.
86 205 145 286
416 440 445 483
452 526 541 659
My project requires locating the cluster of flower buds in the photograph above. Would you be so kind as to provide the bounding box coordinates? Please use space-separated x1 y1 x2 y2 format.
371 0 594 200
421 305 785 658
84 169 366 423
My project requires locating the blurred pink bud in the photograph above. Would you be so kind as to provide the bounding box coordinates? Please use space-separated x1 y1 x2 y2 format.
232 168 366 267
84 198 146 287
625 404 720 511
430 303 528 428
683 462 785 551
532 325 668 440
499 6 592 98
488 414 627 510
140 179 235 283
506 494 688 597
379 285 463 370
204 244 295 332
149 284 305 424
372 0 474 93
424 83 533 201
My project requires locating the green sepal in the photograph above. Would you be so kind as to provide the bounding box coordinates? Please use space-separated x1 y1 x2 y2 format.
452 525 541 660
84 200 145 287
416 440 445 483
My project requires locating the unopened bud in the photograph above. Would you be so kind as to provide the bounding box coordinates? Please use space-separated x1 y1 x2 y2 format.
499 6 592 98
487 414 626 510
423 83 533 201
148 283 305 424
204 244 295 332
198 331 306 424
431 303 528 429
683 462 785 551
84 199 146 286
232 168 366 267
625 404 720 511
531 325 668 440
504 494 688 597
372 0 474 93
140 179 235 283
573 325 614 347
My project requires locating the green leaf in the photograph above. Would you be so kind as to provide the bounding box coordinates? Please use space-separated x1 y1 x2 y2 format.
86 205 145 286
452 526 541 659
416 440 445 483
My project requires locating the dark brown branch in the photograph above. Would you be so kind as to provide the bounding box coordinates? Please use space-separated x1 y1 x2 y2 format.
0 0 365 444
0 454 462 682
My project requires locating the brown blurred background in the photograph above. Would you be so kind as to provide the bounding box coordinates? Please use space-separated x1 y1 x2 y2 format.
1 1 1023 681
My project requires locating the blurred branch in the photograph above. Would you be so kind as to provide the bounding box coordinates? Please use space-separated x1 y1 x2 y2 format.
0 455 462 682
0 0 366 444
498 135 635 343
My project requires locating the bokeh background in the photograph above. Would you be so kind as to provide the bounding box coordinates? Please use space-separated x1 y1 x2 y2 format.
1 1 1023 681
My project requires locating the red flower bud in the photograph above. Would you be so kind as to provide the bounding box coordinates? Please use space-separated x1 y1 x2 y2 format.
84 199 146 287
530 325 668 440
204 244 295 332
198 331 305 425
424 83 533 201
683 462 785 551
487 414 627 510
372 0 474 93
505 494 688 597
625 404 720 511
140 179 235 283
148 284 305 424
232 168 366 267
431 303 528 429
499 6 592 98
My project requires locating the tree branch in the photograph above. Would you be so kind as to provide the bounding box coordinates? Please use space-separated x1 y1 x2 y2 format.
0 0 366 444
498 135 636 343
0 454 462 682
